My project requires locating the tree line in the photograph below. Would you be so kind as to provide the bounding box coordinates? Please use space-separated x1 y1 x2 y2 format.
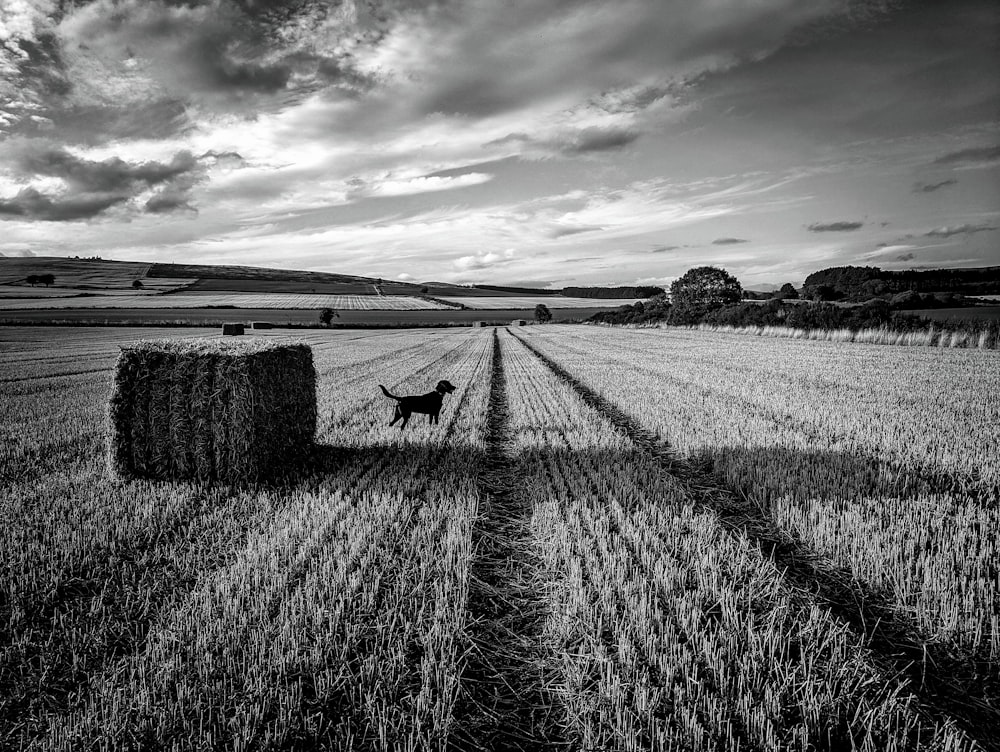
587 265 998 340
801 265 1000 301
25 274 56 287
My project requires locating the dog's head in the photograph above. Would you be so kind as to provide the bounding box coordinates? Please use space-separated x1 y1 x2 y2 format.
436 379 456 395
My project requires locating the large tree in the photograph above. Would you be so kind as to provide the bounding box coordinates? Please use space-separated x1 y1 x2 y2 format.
534 303 552 323
669 266 742 322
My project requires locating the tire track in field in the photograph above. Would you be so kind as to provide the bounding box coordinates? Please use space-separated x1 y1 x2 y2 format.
451 329 565 751
509 329 1000 750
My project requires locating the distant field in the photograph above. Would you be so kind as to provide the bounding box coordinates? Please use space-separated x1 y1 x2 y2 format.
0 293 449 311
903 306 1000 322
0 307 608 325
182 278 428 295
442 296 641 309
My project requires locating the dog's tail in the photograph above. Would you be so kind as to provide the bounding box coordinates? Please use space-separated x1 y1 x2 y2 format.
379 384 400 401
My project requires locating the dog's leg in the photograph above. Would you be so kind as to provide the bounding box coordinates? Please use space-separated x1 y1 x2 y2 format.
389 407 401 426
399 410 410 429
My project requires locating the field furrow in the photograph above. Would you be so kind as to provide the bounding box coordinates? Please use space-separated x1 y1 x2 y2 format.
515 326 1000 660
501 328 980 750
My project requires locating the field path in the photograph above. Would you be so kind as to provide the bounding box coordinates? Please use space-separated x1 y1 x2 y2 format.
453 328 563 750
509 328 1000 749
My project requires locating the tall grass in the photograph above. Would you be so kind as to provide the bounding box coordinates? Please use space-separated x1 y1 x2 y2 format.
688 322 999 348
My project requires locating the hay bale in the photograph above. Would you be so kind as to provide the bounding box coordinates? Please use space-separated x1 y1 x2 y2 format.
108 339 316 483
472 320 485 328
222 323 245 336
511 319 527 326
251 322 272 330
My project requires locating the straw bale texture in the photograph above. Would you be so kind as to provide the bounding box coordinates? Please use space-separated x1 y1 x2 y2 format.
251 322 272 329
511 319 527 326
107 339 316 482
222 323 245 335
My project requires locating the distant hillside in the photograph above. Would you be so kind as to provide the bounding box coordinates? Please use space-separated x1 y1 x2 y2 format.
0 257 426 296
149 262 429 295
0 257 191 292
803 265 1000 300
562 286 664 299
471 284 561 295
2 255 679 299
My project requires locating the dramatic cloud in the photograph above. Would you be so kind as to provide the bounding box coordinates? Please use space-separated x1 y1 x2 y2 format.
925 223 997 238
0 187 127 221
896 252 915 261
487 127 642 159
12 143 198 193
914 179 957 193
933 145 1000 167
807 221 864 232
563 128 642 154
0 0 997 286
0 143 206 220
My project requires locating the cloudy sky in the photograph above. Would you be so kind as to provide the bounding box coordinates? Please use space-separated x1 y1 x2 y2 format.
0 0 997 287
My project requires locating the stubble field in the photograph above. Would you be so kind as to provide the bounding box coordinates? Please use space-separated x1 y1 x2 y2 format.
1 324 998 751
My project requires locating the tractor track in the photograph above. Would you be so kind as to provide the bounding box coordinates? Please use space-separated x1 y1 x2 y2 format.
451 328 567 751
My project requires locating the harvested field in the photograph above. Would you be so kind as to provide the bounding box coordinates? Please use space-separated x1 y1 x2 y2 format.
0 306 614 326
0 293 450 310
2 324 997 750
439 295 642 309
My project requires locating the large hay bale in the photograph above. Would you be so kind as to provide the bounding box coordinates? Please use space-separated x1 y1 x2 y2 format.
251 322 272 330
222 323 245 336
108 339 316 482
511 319 527 326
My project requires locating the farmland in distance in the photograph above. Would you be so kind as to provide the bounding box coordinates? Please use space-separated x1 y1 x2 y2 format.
1 324 998 751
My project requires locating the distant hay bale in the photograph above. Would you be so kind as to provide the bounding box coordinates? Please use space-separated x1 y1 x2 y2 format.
251 322 272 330
511 319 527 326
472 320 485 327
107 339 316 483
222 323 245 336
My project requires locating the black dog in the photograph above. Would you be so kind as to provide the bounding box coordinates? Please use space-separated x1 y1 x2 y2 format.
379 380 456 429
